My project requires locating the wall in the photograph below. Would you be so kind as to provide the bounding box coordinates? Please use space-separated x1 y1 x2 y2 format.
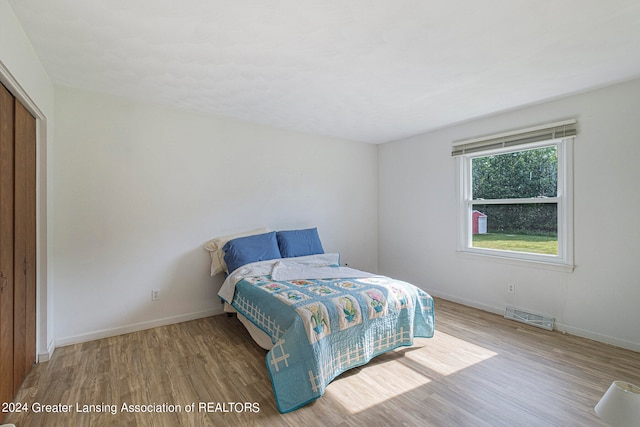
53 86 377 345
1 0 55 361
378 77 640 351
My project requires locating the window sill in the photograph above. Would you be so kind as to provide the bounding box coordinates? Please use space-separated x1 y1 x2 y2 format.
456 250 575 272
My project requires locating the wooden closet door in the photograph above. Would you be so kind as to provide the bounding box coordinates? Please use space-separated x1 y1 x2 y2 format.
13 98 36 394
0 84 15 405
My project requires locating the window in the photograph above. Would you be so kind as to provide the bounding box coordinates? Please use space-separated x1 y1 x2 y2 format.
454 120 575 270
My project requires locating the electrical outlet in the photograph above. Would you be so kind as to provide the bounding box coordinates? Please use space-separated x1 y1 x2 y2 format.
507 283 515 294
152 289 160 301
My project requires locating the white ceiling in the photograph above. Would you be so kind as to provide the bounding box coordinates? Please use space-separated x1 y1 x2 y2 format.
9 0 640 143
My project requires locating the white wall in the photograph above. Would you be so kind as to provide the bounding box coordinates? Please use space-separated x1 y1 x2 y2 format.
1 0 55 360
7 0 638 355
53 86 377 345
378 77 640 351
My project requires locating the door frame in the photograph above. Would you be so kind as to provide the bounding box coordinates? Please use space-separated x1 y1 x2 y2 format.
0 61 51 363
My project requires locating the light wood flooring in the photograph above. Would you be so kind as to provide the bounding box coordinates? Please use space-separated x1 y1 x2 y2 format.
4 298 639 426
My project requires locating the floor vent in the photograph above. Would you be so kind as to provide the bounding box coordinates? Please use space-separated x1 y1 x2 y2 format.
505 306 554 331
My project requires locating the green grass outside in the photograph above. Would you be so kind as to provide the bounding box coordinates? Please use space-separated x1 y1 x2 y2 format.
472 233 557 255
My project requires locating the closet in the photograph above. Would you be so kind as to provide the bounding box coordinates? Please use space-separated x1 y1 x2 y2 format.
0 82 36 406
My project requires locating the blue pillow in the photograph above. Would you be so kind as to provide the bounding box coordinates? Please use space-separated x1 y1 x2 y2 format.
223 231 281 274
276 228 324 258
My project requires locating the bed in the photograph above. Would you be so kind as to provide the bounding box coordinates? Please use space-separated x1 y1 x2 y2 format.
206 228 435 413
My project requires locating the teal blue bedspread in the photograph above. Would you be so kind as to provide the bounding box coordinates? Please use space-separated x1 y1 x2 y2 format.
227 267 434 413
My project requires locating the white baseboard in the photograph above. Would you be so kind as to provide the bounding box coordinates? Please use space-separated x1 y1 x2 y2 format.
37 339 56 362
428 289 505 317
428 290 640 353
45 292 640 358
553 322 640 352
54 308 224 348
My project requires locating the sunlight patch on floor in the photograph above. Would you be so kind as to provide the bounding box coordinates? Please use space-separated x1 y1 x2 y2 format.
326 357 432 414
406 333 497 376
326 333 497 414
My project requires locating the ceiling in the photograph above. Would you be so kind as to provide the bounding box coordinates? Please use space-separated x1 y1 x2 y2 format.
9 0 640 143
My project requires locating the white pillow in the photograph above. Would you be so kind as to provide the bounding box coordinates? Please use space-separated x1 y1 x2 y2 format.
204 227 270 275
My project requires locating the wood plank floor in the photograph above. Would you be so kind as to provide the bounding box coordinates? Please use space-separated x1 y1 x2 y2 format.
4 298 639 426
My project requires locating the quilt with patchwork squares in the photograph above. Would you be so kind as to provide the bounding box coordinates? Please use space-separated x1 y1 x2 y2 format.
218 254 434 413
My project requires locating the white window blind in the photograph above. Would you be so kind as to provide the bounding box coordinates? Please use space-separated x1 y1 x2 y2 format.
451 119 577 157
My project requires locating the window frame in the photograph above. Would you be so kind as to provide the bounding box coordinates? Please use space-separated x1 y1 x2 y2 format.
456 137 574 271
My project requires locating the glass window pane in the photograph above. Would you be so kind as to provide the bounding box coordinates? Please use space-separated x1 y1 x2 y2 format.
471 203 557 255
472 146 557 199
